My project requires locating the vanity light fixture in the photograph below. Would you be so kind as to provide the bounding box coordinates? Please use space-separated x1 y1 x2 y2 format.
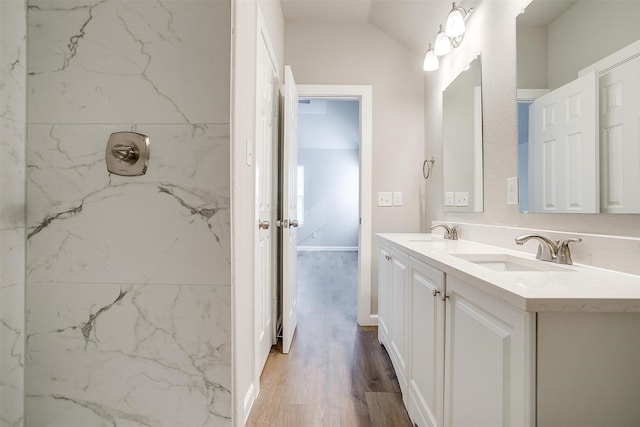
445 2 468 38
424 2 474 71
423 44 439 71
434 25 452 56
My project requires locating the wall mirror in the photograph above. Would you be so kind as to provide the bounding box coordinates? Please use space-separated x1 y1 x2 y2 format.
517 0 640 214
443 55 483 213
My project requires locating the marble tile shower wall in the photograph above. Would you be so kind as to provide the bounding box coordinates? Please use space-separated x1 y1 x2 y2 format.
25 1 231 426
1 0 27 426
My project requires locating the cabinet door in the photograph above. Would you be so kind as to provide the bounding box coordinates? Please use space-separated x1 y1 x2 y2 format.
408 258 445 427
377 244 391 347
444 276 535 427
389 247 410 394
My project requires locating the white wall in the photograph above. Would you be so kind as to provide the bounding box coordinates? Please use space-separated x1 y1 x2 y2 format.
231 0 284 424
298 148 359 248
547 0 640 90
285 21 426 310
425 0 640 240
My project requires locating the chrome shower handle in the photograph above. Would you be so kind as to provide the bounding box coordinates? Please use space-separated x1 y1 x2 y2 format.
111 143 140 164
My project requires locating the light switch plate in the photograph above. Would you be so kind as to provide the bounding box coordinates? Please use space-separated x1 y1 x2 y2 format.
445 192 455 206
507 176 519 205
393 192 403 206
377 192 393 207
454 192 469 207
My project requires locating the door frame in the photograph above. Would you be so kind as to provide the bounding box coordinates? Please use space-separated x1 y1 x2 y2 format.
296 85 374 326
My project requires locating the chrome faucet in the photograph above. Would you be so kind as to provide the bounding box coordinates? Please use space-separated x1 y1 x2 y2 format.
431 224 458 240
514 234 582 265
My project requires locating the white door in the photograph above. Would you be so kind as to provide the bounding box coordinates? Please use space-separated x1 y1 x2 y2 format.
281 65 299 354
529 71 599 213
599 55 640 213
255 17 278 378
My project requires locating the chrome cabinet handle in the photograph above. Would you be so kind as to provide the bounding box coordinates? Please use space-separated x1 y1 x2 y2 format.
289 220 299 228
259 220 270 230
432 289 441 297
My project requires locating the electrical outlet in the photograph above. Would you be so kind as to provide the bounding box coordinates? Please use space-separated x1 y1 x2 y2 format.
454 192 469 207
445 192 455 206
312 231 318 238
507 177 519 205
393 192 403 206
377 192 393 207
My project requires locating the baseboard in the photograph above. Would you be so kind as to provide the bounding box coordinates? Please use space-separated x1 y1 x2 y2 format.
358 314 378 327
242 383 255 426
297 246 358 252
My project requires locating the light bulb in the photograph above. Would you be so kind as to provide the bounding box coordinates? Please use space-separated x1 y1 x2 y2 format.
434 25 452 56
423 45 439 71
445 3 466 38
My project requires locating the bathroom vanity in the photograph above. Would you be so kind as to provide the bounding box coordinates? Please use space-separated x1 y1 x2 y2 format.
377 233 640 427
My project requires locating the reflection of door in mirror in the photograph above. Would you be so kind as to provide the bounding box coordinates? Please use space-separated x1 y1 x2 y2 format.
516 0 640 214
595 54 640 213
522 72 599 214
443 56 483 213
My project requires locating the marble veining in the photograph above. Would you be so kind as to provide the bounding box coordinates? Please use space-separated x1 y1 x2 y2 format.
1 0 27 425
26 283 231 426
1 229 26 427
0 118 26 230
0 0 27 123
27 0 230 124
26 124 231 285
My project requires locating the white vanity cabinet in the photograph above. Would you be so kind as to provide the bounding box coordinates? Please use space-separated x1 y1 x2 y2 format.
444 276 534 427
379 241 534 427
377 233 640 427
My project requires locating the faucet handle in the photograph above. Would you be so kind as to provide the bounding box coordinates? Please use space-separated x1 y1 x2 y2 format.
450 225 458 240
555 238 582 265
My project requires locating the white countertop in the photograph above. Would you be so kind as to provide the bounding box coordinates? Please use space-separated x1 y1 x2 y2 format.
377 233 640 312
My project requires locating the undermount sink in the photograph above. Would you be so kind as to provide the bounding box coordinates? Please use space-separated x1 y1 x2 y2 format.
452 253 574 272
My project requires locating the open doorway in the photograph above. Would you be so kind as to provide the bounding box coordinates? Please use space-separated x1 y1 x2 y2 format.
293 85 373 327
296 98 361 322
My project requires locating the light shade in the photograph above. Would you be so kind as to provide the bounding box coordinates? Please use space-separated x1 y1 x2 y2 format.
445 3 466 38
434 25 451 56
423 44 439 71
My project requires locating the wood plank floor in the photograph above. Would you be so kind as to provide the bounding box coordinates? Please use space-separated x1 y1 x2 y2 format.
246 251 413 427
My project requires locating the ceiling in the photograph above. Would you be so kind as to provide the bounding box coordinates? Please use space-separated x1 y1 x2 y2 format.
280 0 475 55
